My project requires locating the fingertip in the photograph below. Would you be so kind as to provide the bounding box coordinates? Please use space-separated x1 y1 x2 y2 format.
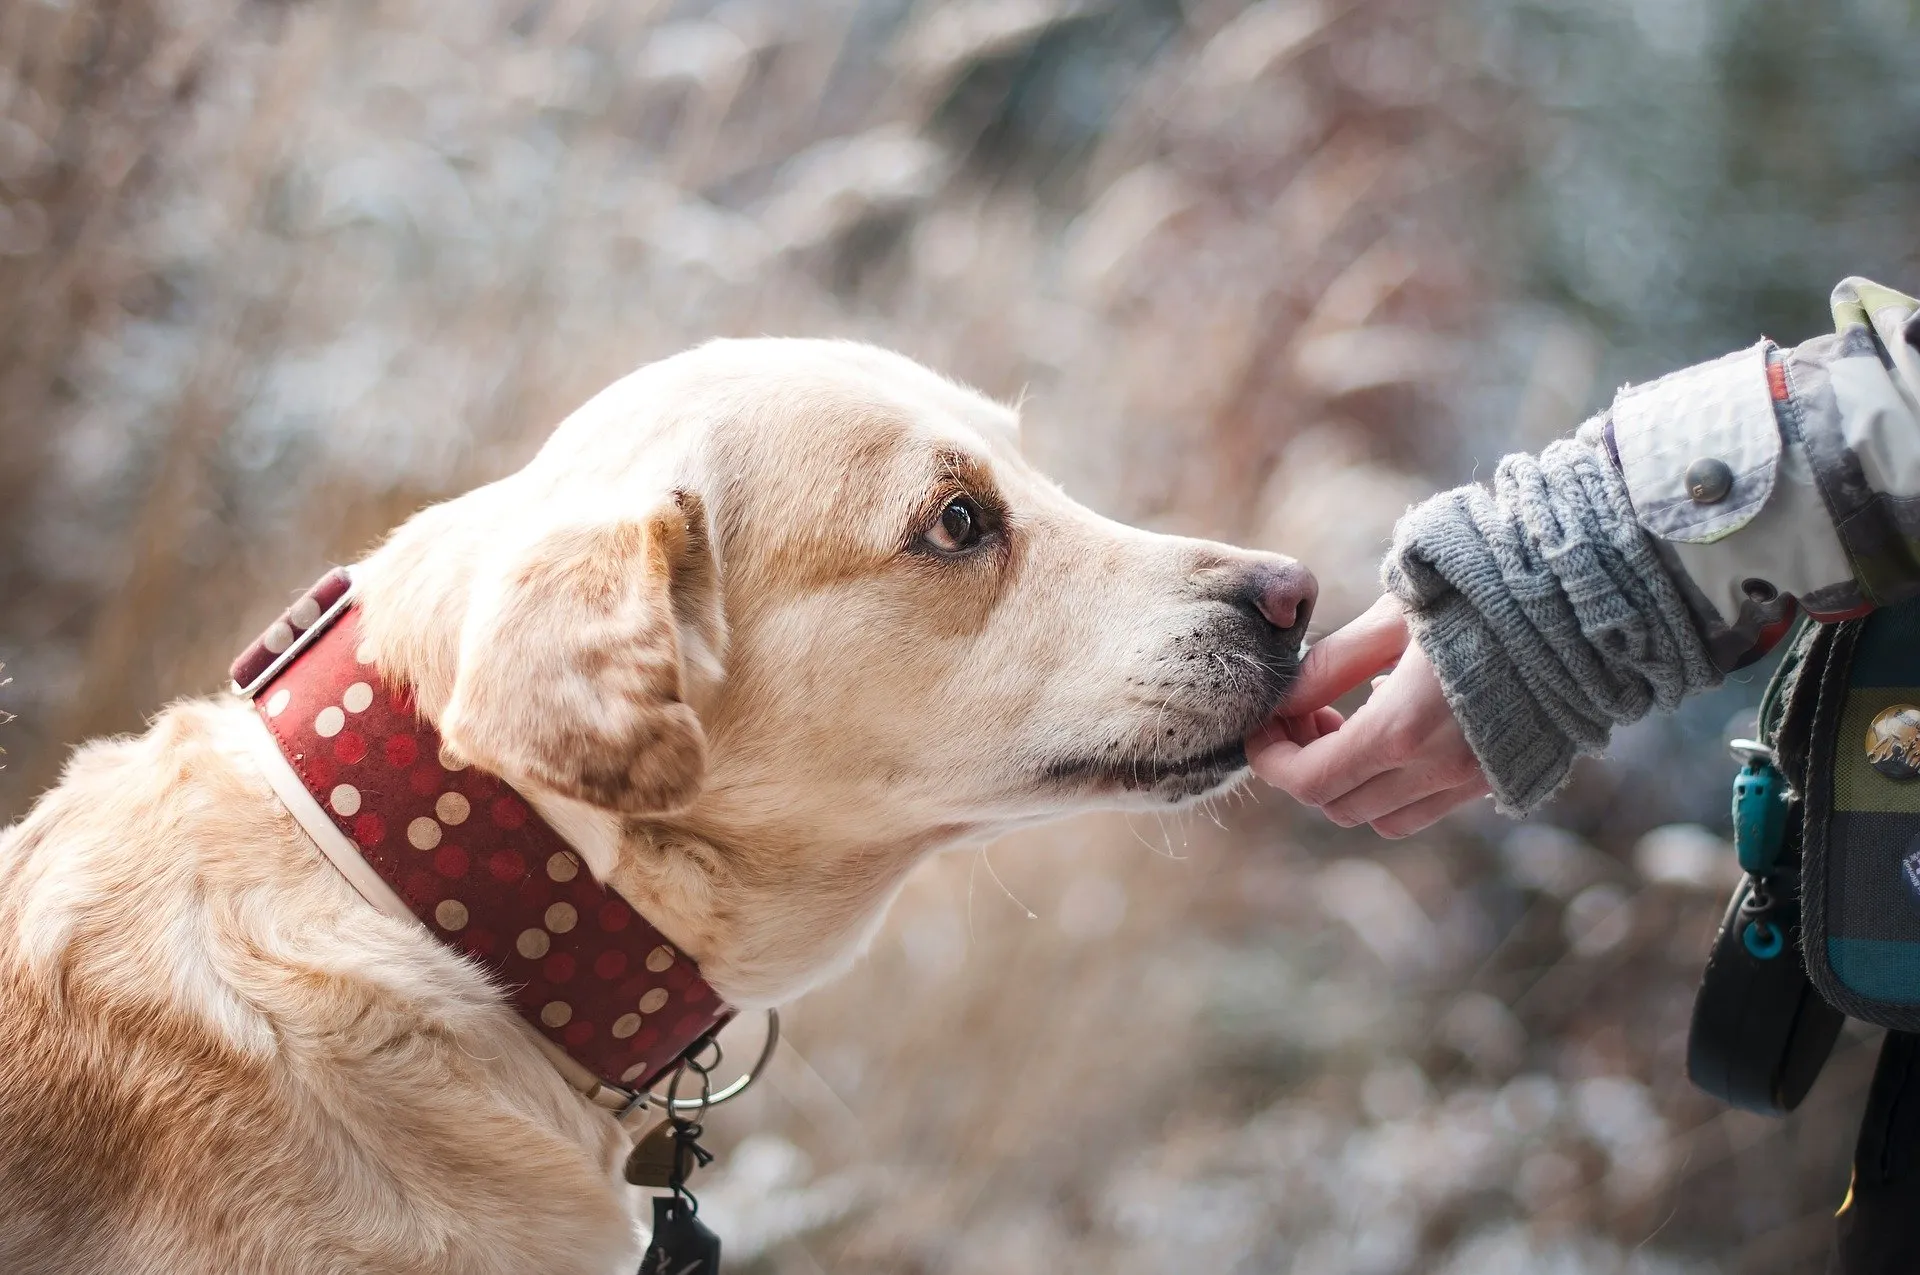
1246 736 1301 785
1278 598 1412 714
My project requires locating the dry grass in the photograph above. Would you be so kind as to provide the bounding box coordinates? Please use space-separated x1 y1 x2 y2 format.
0 2 1867 1272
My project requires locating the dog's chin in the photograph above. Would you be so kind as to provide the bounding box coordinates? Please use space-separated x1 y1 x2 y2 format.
1041 656 1295 807
1043 736 1252 806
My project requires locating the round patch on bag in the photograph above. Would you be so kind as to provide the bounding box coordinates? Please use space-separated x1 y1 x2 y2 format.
1866 704 1920 780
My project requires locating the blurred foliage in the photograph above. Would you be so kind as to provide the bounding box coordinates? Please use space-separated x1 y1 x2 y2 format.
3 1 1918 1272
1484 0 1920 379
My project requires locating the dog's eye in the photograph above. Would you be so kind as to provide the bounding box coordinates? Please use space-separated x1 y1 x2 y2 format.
924 496 985 554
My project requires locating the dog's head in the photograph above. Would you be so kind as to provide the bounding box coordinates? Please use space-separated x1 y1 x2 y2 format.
357 340 1312 1001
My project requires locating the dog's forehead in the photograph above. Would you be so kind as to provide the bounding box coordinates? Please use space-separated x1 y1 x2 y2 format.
647 341 1028 584
695 340 1022 491
719 338 1018 449
541 337 1019 471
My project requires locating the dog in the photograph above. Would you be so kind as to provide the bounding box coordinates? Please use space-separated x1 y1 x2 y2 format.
0 338 1314 1273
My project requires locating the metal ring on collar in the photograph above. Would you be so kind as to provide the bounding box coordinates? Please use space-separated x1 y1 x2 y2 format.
648 1009 780 1113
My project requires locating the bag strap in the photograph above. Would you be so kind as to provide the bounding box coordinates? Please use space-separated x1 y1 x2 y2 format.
1772 614 1841 796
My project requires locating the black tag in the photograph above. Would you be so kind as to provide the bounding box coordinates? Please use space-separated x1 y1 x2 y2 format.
639 1195 721 1275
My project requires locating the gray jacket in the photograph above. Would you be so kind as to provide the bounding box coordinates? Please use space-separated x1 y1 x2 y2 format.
1392 278 1920 812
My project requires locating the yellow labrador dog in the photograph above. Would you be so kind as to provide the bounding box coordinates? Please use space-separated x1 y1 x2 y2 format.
0 340 1313 1274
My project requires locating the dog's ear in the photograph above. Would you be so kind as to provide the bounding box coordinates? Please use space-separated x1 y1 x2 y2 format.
439 491 722 815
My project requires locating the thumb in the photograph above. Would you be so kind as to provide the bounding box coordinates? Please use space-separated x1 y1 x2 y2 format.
1278 593 1411 714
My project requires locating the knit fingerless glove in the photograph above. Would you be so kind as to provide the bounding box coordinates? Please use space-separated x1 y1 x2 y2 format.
1381 419 1723 813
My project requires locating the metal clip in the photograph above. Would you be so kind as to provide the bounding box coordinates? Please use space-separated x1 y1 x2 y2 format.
615 1010 780 1122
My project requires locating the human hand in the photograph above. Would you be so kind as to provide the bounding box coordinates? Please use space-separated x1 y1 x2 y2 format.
1247 594 1490 838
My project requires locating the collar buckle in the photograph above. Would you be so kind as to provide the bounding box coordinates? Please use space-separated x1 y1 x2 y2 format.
230 568 357 699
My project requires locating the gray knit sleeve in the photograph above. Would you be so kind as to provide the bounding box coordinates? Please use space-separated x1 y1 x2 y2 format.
1381 418 1723 814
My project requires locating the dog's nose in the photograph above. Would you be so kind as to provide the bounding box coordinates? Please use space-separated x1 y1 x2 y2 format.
1237 560 1317 641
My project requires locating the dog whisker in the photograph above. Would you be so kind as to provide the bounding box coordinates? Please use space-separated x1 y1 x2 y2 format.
978 844 1036 920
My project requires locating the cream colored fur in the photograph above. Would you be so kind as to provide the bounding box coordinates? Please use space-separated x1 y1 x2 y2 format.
0 340 1310 1273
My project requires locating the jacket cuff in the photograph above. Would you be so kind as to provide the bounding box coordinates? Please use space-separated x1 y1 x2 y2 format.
1612 340 1780 546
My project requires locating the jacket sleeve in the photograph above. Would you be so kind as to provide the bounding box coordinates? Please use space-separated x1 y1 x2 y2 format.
1610 277 1920 670
1382 277 1920 814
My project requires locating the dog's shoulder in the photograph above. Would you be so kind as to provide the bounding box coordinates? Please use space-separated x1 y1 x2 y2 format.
0 700 293 1269
0 700 637 1273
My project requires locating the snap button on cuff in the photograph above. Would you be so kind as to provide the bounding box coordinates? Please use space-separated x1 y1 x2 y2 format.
1685 457 1735 504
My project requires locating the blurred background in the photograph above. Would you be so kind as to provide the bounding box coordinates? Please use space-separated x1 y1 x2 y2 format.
4 0 1919 1270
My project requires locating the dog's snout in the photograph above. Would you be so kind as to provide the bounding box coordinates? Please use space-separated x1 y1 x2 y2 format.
1226 559 1317 647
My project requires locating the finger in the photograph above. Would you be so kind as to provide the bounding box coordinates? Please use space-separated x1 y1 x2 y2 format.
1254 701 1354 764
1249 709 1395 807
1246 734 1301 787
1279 595 1410 715
1273 717 1324 747
1291 706 1346 745
1368 776 1492 840
1321 762 1461 828
1248 705 1344 753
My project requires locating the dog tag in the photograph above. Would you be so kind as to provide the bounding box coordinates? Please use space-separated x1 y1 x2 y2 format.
639 1194 721 1275
624 1121 688 1190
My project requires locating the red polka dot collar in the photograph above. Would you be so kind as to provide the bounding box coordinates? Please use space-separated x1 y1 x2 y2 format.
231 569 730 1111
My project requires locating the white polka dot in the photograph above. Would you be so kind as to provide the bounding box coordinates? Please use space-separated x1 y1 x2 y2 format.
329 784 361 816
314 706 345 738
342 681 374 713
435 792 471 825
435 899 469 931
612 1013 641 1039
621 1063 649 1084
645 945 676 973
438 743 469 772
545 902 578 934
540 1000 572 1028
262 620 295 655
354 640 378 666
638 988 670 1014
516 928 551 959
288 596 321 630
265 689 291 718
546 852 579 883
407 817 442 850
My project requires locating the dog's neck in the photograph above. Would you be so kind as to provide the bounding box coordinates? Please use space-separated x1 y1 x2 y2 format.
610 819 952 1008
350 521 952 1009
459 769 947 1009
